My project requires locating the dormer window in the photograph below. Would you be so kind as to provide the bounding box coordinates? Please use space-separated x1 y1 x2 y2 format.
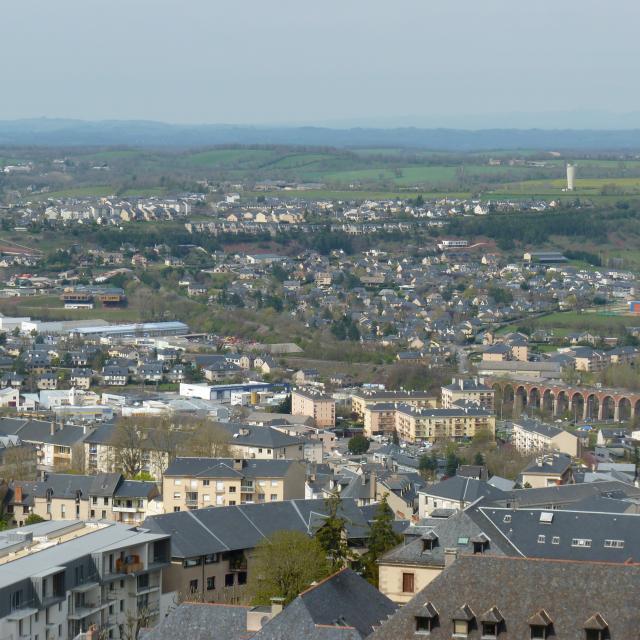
415 602 438 635
421 531 438 552
452 604 475 637
529 609 553 639
584 613 609 640
480 607 503 639
471 533 489 554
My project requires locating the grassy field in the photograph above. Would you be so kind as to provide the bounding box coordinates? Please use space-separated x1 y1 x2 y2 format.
503 310 637 335
184 148 276 167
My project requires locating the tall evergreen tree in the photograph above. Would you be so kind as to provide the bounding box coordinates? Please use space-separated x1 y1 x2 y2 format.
362 495 402 586
315 491 351 572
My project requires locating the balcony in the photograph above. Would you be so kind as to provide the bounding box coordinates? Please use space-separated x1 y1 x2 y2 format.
185 493 199 506
112 503 140 513
116 556 144 574
68 600 109 620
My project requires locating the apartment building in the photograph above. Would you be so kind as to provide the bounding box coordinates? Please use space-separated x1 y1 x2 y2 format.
510 417 581 457
162 457 305 511
441 377 495 411
363 402 398 438
520 453 574 488
219 424 307 461
291 388 336 428
395 405 495 444
0 417 88 474
143 498 368 605
6 472 160 527
351 390 436 420
0 519 170 640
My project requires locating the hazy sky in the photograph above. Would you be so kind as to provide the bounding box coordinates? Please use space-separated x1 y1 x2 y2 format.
1 0 639 127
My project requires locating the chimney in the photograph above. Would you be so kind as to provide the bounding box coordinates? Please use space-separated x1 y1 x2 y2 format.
233 459 244 471
270 597 285 615
14 485 23 503
50 421 55 436
444 548 458 568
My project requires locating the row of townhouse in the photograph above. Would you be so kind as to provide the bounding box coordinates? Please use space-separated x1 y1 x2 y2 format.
5 472 160 527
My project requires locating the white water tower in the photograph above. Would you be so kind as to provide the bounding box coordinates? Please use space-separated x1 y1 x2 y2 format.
566 163 576 191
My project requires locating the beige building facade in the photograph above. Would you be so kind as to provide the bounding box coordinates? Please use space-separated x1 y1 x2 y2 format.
291 388 336 428
162 457 306 512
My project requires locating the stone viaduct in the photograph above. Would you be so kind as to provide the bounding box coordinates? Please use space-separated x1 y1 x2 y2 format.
488 378 640 422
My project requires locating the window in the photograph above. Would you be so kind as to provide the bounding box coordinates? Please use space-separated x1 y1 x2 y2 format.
216 481 225 491
482 622 497 638
604 539 624 549
415 617 433 634
103 497 109 505
225 573 234 587
537 535 546 544
271 494 278 501
258 448 263 453
60 504 66 518
453 620 469 635
229 486 236 493
102 510 107 519
92 496 97 505
204 554 219 564
173 492 181 499
258 480 266 487
552 536 560 545
120 600 124 612
174 507 180 512
530 626 547 639
271 480 279 487
572 538 592 548
174 479 182 485
203 494 210 502
189 579 198 593
229 500 236 506
216 495 224 505
207 577 215 590
184 558 202 568
190 480 198 488
402 572 415 593
90 510 95 518
202 480 210 486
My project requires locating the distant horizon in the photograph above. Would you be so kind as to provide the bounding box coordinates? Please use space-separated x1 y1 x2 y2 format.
4 112 640 132
2 1 639 127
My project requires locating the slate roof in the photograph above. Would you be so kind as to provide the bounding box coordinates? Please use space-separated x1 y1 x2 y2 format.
10 472 157 503
0 417 87 446
370 555 640 640
163 457 297 479
509 417 563 438
469 504 640 563
143 498 369 559
252 569 397 640
420 476 508 505
380 510 510 568
521 453 572 476
139 602 251 640
507 480 640 508
219 423 306 448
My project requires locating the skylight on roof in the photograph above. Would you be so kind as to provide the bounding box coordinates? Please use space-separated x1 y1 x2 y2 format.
457 537 469 545
539 512 554 524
